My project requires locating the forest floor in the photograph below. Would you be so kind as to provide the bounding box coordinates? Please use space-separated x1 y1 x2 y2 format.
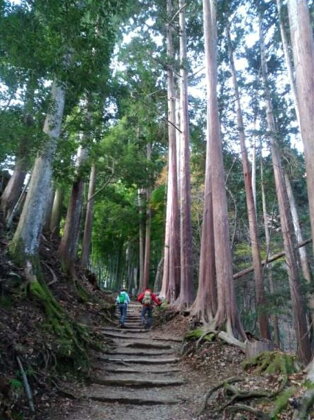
43 310 309 420
0 220 313 419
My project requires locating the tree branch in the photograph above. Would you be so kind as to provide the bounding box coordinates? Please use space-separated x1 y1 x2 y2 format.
233 238 312 280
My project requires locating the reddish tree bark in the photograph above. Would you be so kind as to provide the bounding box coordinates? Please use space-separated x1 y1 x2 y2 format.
161 0 180 303
195 0 245 339
143 143 152 290
227 23 270 340
81 163 96 267
175 0 193 308
287 0 314 258
50 187 64 236
58 147 88 270
260 17 311 363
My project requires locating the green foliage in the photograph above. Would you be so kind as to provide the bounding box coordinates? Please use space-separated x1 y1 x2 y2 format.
9 378 23 390
271 387 296 419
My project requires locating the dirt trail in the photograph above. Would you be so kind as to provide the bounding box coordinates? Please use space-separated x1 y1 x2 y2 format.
47 303 214 420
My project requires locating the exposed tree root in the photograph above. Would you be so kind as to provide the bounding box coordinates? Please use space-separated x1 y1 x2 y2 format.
50 378 77 400
41 261 58 286
225 404 270 419
198 376 243 415
218 383 271 412
217 331 246 351
293 389 314 420
199 371 291 417
184 326 246 351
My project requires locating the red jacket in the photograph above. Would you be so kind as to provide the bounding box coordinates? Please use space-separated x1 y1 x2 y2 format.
137 289 161 306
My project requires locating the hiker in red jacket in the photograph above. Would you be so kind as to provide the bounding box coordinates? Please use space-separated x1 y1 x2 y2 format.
137 289 161 329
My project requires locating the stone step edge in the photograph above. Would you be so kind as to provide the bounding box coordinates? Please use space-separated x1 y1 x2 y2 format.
99 368 181 374
86 395 182 405
91 377 185 387
103 332 182 342
99 357 180 364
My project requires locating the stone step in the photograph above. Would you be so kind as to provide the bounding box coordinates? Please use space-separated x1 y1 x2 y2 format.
103 332 151 340
103 328 148 334
83 384 183 405
103 331 182 342
91 376 185 387
100 356 180 364
122 325 142 328
106 348 174 356
124 341 172 350
99 367 180 374
87 395 181 405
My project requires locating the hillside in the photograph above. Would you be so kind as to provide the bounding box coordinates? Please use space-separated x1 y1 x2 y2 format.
1 223 313 419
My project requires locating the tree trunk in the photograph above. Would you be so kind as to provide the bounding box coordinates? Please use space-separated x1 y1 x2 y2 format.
260 17 311 363
227 23 270 340
142 189 152 290
277 0 314 312
153 257 164 293
162 0 180 303
284 173 312 285
58 147 88 270
251 133 257 211
50 187 64 236
142 144 152 290
176 0 193 308
1 81 34 220
1 157 28 222
138 188 145 292
43 183 54 232
287 0 314 257
160 185 171 298
284 172 314 331
201 0 245 339
81 163 97 267
10 80 65 262
276 0 302 131
261 157 281 347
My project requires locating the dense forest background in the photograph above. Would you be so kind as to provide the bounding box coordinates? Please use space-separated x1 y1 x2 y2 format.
1 0 314 370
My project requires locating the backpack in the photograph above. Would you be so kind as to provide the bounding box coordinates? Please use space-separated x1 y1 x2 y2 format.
142 291 152 305
118 293 126 304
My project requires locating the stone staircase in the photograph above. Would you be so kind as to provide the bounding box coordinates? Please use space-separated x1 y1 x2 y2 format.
78 302 200 419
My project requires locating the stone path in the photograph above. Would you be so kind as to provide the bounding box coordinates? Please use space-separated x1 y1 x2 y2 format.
48 303 210 420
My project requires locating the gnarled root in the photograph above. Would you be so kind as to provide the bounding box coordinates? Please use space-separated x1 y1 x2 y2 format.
198 376 243 415
225 404 270 419
293 389 314 420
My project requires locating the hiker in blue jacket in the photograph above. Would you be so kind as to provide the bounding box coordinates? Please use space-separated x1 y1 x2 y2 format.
116 288 130 328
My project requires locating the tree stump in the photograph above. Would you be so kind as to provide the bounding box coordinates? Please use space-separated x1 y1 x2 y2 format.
245 339 274 359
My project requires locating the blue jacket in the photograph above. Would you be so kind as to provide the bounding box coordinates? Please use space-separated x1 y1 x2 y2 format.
116 291 130 304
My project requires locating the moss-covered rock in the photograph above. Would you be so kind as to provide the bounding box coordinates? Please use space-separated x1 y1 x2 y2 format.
243 351 300 375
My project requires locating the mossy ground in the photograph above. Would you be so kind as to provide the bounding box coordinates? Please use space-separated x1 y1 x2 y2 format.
0 229 115 419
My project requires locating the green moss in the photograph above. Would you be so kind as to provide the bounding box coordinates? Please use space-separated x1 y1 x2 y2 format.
8 238 41 274
29 279 89 366
243 351 299 375
271 387 296 419
184 328 215 342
